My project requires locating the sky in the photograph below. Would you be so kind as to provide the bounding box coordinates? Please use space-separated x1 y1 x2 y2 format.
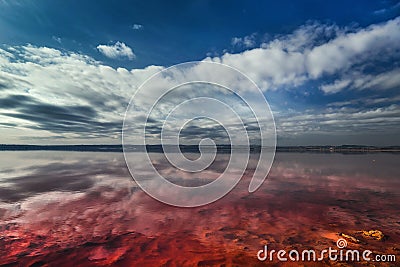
0 0 399 146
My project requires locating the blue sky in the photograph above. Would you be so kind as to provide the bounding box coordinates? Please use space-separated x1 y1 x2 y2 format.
1 0 398 68
0 0 399 145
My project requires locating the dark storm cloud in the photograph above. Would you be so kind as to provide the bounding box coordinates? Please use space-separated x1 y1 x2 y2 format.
0 82 9 90
141 117 264 145
143 121 232 144
0 75 18 91
0 122 17 127
0 94 122 137
0 94 32 108
179 124 229 141
144 123 162 135
0 94 96 120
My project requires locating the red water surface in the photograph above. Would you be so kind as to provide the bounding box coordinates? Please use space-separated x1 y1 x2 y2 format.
0 152 399 266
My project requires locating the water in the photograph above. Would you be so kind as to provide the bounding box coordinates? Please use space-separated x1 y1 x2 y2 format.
0 151 399 266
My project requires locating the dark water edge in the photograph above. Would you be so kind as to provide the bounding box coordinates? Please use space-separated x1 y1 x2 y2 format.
1 144 400 153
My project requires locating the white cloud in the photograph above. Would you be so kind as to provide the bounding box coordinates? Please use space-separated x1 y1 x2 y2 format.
131 24 143 30
320 79 351 94
231 33 257 48
373 2 400 15
275 104 400 140
219 17 400 91
52 36 62 43
321 68 400 93
1 17 400 144
0 45 160 143
231 37 241 46
97 41 135 60
306 18 400 78
263 22 340 52
352 68 400 90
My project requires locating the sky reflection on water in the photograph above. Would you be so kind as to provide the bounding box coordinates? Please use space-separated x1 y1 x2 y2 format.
0 151 399 266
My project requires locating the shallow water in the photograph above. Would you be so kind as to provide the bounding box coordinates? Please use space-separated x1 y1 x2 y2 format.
0 151 399 266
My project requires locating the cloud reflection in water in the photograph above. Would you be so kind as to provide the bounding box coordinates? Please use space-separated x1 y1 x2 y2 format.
0 151 399 266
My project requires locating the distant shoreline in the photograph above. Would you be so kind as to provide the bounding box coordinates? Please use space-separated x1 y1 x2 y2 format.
0 144 399 153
